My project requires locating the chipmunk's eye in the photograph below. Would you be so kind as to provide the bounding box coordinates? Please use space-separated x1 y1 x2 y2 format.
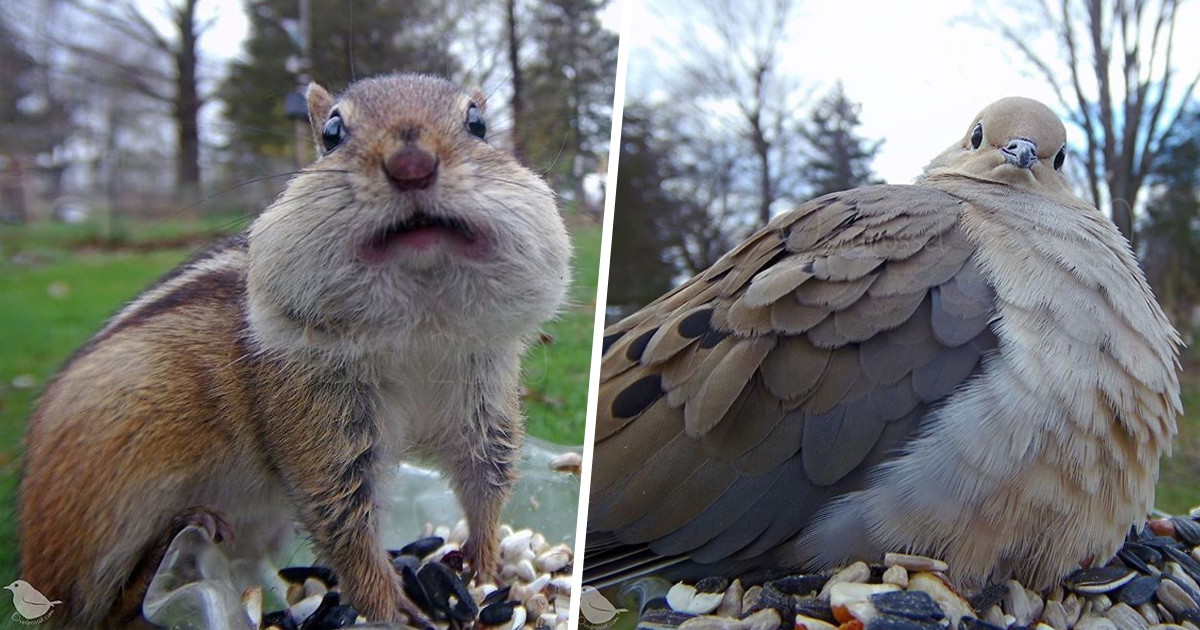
322 112 347 152
971 123 983 149
1054 145 1066 170
466 104 486 140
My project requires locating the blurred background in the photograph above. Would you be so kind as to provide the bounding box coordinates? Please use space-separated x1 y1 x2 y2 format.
0 0 616 598
610 0 1198 512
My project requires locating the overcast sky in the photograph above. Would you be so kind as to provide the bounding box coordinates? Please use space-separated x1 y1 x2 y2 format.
189 0 623 69
622 0 1200 186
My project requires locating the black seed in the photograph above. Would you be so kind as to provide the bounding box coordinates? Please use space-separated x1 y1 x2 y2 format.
419 561 478 622
868 565 889 583
638 608 695 630
1063 566 1137 594
612 374 664 419
626 328 659 361
297 592 341 630
1118 544 1156 574
1177 608 1200 626
278 566 339 587
392 553 421 573
870 591 945 622
603 331 626 354
1139 534 1186 552
1167 573 1200 606
866 613 942 630
401 565 435 618
400 536 444 559
699 330 729 349
482 585 512 607
678 309 713 338
793 596 835 624
695 577 730 594
1172 517 1200 546
303 604 358 629
479 601 516 625
1115 575 1160 607
958 618 1006 630
747 584 795 619
263 609 299 630
439 549 464 573
767 574 828 596
967 584 1008 612
1161 546 1200 584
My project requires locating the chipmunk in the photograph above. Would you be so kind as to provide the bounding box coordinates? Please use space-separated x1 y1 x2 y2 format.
18 73 572 628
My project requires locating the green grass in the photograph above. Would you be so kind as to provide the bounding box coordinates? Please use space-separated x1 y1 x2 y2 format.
0 217 600 613
1157 353 1200 514
522 222 601 443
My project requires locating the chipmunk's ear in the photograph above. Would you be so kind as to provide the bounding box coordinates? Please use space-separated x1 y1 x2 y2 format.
471 87 487 113
306 83 334 148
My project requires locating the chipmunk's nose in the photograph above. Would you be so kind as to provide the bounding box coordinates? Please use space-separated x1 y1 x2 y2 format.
1002 138 1038 169
384 145 438 191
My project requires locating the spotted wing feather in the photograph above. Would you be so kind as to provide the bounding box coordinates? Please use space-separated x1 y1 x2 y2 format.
586 185 999 584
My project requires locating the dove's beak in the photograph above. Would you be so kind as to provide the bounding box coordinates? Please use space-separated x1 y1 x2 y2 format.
1001 138 1038 169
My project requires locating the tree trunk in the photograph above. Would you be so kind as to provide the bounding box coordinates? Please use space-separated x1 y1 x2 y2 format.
1108 170 1139 251
506 0 524 160
174 0 201 199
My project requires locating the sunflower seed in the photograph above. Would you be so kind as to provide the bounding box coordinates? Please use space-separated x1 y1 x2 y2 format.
969 584 1008 612
866 613 942 630
958 617 1006 630
1106 602 1149 630
884 553 949 573
769 574 828 596
1172 519 1200 547
399 535 445 559
716 580 743 618
1042 600 1069 630
820 562 872 600
1118 576 1163 607
1159 580 1199 615
1066 568 1138 595
1075 613 1119 630
870 590 945 622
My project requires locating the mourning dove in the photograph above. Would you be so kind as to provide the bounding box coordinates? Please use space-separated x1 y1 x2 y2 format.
585 97 1181 591
4 580 62 620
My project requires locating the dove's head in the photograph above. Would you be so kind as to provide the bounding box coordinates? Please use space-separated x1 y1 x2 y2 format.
4 580 29 592
926 97 1074 196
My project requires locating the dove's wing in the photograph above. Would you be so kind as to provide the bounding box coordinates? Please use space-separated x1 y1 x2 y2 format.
586 185 998 584
21 592 50 607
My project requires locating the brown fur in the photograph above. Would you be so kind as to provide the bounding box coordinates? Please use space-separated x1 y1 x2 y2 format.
19 73 571 628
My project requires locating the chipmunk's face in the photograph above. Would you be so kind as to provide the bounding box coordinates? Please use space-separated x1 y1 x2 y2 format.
247 74 571 354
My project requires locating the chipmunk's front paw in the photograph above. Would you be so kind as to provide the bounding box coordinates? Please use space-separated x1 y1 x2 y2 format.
170 505 235 544
463 537 499 584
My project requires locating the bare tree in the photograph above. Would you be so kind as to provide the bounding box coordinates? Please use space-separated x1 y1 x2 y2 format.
985 0 1198 249
506 0 526 159
63 0 209 199
679 0 800 225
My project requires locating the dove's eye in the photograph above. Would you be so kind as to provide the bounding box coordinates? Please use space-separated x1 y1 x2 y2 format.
1053 145 1066 170
971 123 983 149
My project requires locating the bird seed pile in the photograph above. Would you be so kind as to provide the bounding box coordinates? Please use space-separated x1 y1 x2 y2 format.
635 512 1200 630
247 522 574 630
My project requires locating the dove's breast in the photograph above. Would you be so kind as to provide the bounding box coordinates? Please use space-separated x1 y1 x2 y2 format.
796 180 1180 589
